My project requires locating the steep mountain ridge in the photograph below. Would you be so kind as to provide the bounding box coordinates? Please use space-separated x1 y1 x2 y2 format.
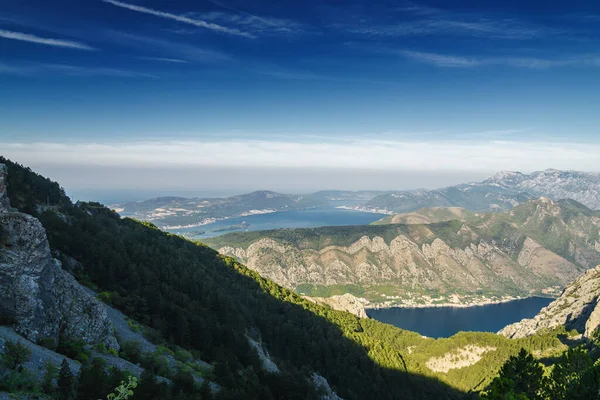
207 198 600 306
361 168 600 215
499 265 600 339
0 164 118 351
484 169 600 210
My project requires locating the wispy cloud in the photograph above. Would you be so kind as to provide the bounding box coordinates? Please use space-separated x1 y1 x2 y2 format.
187 9 306 36
3 139 600 173
335 19 544 40
0 61 155 78
397 49 600 69
330 2 551 40
399 50 480 67
101 0 254 38
108 31 232 63
0 29 94 50
42 64 157 78
137 56 188 64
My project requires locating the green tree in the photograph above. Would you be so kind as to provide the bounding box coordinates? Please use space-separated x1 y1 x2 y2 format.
1 339 32 370
546 346 600 400
57 358 76 400
41 360 59 395
76 358 109 400
483 349 545 400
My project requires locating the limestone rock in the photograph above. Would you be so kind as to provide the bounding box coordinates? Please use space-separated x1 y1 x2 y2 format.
0 164 9 212
499 266 600 339
305 293 369 318
0 164 118 350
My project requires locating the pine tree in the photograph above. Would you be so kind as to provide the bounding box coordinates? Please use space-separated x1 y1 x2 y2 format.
57 358 76 400
483 348 545 400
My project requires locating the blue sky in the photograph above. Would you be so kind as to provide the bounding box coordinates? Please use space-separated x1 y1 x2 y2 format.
1 0 600 197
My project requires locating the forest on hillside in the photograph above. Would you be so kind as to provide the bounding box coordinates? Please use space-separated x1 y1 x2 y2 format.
2 156 600 400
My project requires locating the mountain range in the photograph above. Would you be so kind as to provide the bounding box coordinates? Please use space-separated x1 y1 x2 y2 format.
112 169 600 232
206 198 600 307
3 157 600 400
359 169 600 214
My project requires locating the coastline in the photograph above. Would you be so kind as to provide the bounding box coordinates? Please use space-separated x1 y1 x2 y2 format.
364 295 557 311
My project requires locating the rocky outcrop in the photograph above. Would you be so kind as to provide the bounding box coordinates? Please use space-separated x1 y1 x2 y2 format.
0 164 9 212
0 164 118 350
218 232 580 298
312 373 344 400
210 198 599 303
499 266 600 339
305 294 369 318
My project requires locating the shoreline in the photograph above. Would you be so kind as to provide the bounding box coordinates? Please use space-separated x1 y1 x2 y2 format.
364 295 557 311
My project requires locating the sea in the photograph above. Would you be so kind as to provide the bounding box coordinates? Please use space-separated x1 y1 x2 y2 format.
170 205 387 238
367 296 554 338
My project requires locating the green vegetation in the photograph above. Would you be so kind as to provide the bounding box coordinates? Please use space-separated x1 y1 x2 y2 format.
2 157 470 399
482 344 600 400
1 340 32 370
3 156 598 400
296 283 366 297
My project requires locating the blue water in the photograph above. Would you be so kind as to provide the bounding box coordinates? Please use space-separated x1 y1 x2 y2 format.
367 297 554 338
170 206 386 238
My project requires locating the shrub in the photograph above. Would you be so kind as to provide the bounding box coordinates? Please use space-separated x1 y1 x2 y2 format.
120 341 143 364
38 337 58 350
41 360 59 395
97 291 112 304
1 339 32 370
0 368 38 392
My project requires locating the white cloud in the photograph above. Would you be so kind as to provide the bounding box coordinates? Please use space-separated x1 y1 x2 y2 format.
398 49 600 69
0 29 93 50
399 50 480 67
101 0 254 38
188 11 305 36
2 139 599 173
137 56 188 64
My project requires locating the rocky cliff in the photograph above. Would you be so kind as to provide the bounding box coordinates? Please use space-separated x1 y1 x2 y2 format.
304 293 369 318
207 199 600 305
499 265 600 339
0 164 118 350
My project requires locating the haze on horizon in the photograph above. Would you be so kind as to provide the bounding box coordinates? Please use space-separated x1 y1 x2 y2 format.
1 0 599 201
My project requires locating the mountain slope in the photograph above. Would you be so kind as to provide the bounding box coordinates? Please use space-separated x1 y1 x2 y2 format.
362 184 531 214
206 200 600 306
1 157 475 399
360 169 600 215
112 190 328 229
484 169 600 210
499 265 600 339
372 207 476 225
4 157 586 399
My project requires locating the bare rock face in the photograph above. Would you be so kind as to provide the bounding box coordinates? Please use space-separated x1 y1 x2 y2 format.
0 164 118 350
0 164 9 212
219 232 581 297
499 266 600 339
305 293 369 318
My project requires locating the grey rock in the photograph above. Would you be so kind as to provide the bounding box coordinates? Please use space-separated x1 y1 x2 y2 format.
305 294 369 318
499 265 600 339
0 164 9 212
0 165 118 351
312 373 344 400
